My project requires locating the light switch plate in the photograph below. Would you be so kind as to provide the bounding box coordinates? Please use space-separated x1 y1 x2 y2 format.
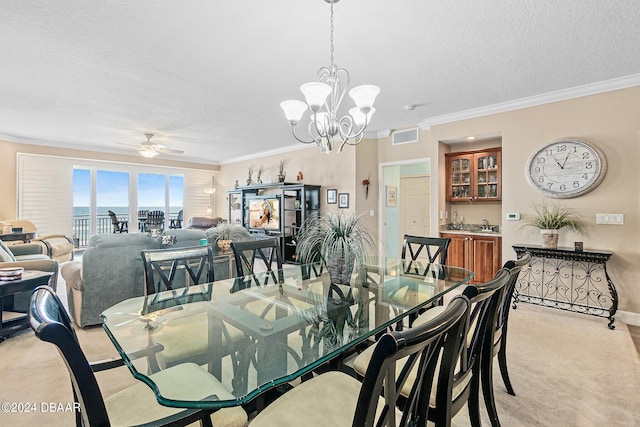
596 213 624 225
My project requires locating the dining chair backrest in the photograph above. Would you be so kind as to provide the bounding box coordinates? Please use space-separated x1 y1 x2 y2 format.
230 238 283 290
29 285 109 426
355 293 471 427
429 268 510 426
141 245 214 314
483 251 532 405
497 252 532 346
401 235 451 276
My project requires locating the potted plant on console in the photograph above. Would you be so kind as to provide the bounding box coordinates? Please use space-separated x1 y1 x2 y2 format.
296 209 376 284
523 202 587 249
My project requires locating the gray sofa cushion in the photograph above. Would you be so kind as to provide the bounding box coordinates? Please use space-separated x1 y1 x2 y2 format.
187 216 224 230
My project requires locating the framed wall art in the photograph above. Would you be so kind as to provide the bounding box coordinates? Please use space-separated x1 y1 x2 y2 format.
338 192 349 208
386 186 397 206
327 188 337 204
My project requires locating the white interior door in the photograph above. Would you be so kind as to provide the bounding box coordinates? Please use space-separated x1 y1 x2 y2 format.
400 176 431 249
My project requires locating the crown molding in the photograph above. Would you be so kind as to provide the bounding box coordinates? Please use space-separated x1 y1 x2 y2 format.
418 74 640 129
219 142 311 165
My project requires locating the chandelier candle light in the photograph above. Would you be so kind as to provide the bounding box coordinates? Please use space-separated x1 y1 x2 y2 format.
280 0 380 153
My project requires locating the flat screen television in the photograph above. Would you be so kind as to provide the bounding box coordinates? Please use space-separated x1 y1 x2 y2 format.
247 196 280 231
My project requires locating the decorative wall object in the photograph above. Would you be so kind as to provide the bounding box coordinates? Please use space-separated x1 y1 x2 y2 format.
338 193 349 208
386 186 397 206
327 189 337 204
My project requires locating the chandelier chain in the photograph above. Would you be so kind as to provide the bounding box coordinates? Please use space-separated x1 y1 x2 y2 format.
329 1 334 67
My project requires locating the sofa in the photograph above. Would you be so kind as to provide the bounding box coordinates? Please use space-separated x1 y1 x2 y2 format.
0 239 59 311
187 216 225 230
61 228 250 328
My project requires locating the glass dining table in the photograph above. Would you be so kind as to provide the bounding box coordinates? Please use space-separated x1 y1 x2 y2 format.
101 257 473 411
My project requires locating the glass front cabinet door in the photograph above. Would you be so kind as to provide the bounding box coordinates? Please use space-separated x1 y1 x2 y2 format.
446 148 501 202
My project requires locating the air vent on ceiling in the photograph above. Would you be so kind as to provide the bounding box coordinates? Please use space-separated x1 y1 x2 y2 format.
392 127 419 145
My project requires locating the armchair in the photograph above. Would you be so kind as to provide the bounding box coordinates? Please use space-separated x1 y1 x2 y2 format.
0 239 59 311
3 219 74 262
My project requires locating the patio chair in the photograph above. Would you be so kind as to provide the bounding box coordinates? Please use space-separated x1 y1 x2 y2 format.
170 209 184 229
145 210 165 233
108 210 128 233
29 285 247 427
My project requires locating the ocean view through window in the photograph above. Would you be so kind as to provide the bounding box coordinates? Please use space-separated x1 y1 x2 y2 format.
73 168 184 247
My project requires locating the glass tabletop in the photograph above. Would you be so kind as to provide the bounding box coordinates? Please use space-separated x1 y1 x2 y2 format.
101 258 473 409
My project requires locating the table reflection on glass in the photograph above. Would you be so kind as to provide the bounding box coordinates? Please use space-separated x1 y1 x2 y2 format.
101 258 473 410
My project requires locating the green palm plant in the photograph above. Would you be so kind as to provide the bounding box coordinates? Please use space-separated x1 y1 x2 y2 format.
523 202 587 232
296 209 376 284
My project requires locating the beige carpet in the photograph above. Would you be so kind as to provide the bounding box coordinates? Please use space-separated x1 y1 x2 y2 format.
1 283 639 426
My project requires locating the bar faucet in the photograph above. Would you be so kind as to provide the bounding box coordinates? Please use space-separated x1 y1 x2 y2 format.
482 218 490 230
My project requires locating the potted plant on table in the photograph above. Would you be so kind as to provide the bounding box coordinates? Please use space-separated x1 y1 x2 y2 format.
523 202 587 249
206 223 252 253
296 209 376 284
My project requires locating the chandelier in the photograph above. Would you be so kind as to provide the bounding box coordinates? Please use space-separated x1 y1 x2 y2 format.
280 0 380 153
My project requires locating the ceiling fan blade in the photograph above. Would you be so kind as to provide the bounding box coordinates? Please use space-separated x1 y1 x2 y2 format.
115 141 142 149
158 147 184 155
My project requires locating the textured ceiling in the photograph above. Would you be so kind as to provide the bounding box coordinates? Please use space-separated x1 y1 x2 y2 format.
1 1 639 164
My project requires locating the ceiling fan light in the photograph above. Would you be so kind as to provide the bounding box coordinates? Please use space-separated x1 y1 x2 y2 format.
349 85 380 110
139 148 158 158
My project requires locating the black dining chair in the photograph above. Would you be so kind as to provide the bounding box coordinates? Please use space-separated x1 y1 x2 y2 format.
108 210 128 233
249 290 471 427
479 252 532 425
141 246 252 394
397 235 451 328
29 285 247 427
401 234 451 275
230 237 284 291
352 269 511 427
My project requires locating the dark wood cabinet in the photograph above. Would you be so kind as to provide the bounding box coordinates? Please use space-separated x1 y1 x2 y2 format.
446 147 502 202
230 182 320 264
441 233 501 284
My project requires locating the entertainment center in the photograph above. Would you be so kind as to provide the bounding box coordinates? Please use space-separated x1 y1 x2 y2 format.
227 182 321 263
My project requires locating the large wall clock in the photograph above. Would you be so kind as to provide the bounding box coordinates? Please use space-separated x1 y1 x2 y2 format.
526 138 607 198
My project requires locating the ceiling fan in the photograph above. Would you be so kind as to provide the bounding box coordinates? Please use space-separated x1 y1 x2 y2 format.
117 133 184 158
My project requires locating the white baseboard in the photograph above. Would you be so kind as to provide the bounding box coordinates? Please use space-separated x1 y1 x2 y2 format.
616 310 640 327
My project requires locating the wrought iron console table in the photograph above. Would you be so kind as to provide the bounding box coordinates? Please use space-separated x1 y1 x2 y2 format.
512 244 618 329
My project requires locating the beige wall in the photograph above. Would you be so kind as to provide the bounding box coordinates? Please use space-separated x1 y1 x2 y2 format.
218 146 356 219
0 139 218 220
2 86 639 313
430 87 640 313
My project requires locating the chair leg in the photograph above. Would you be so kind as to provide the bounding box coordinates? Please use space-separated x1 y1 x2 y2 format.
468 372 483 427
481 353 501 427
498 345 516 396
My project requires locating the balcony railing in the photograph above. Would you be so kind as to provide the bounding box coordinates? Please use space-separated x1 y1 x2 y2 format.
72 213 180 248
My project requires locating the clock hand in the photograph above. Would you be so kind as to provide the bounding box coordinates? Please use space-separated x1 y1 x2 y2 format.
552 157 563 168
560 152 571 169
